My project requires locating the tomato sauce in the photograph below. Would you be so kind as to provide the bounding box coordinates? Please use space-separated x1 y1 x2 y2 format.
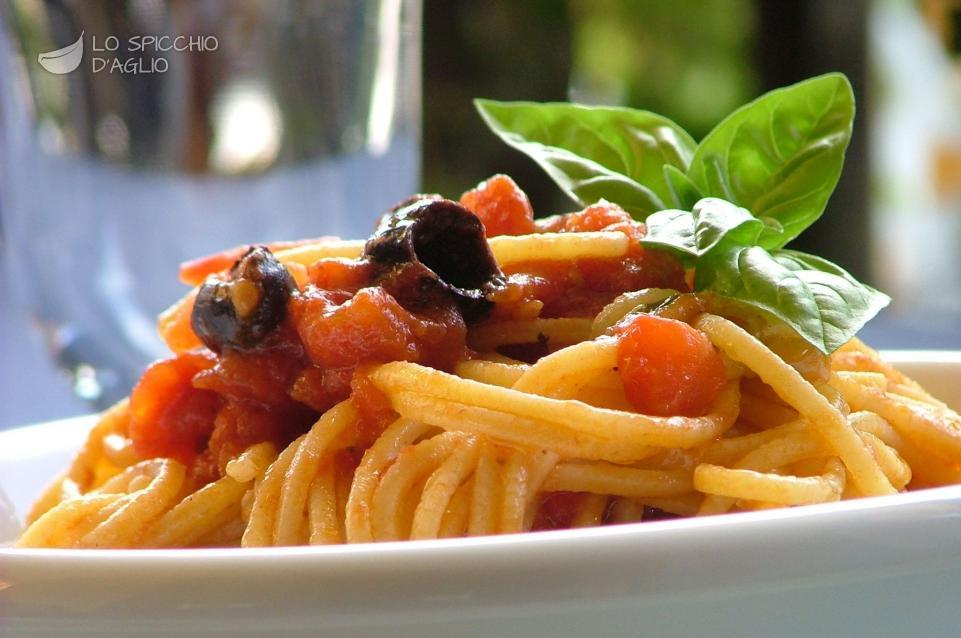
498 201 687 318
502 249 687 318
129 184 690 484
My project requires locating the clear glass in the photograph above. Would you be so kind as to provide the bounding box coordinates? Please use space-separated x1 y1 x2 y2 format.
0 0 421 407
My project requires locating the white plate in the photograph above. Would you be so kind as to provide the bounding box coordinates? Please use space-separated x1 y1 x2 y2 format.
2 352 961 637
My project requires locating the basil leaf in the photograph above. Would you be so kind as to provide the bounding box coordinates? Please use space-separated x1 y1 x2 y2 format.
687 73 855 248
475 99 697 218
696 245 890 353
662 165 703 209
691 198 764 255
641 209 698 260
643 198 887 353
641 198 763 259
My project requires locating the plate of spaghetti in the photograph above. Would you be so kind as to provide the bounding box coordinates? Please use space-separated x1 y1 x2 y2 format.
4 74 961 637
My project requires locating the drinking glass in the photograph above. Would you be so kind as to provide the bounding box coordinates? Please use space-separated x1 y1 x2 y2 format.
0 0 421 407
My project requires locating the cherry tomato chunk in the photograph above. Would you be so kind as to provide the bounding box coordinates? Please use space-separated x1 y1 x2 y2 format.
128 352 222 464
616 314 726 417
292 287 419 369
291 286 467 372
459 174 535 237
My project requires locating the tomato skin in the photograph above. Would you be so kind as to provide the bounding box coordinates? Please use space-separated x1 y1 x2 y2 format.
128 352 223 464
616 314 726 417
459 174 535 237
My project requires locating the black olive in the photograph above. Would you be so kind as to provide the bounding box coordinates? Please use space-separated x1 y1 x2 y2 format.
191 246 296 353
363 198 505 323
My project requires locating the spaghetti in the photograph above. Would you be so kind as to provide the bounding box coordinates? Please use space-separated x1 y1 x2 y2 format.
17 176 961 548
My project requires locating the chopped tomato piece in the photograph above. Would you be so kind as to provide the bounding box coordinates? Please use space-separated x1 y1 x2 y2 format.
536 200 635 228
291 286 467 372
543 201 634 232
291 287 419 369
537 201 646 251
193 342 307 409
459 174 535 237
616 314 726 417
128 352 222 464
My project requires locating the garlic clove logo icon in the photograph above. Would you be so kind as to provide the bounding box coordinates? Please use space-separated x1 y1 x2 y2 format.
37 32 84 74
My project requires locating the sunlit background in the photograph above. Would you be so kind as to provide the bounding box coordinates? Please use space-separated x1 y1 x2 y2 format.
1 0 960 429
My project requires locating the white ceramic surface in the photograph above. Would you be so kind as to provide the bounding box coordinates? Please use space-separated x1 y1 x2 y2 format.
1 352 960 637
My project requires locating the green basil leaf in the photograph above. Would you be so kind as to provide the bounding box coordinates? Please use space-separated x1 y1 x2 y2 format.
475 99 697 218
695 245 890 353
691 198 764 255
687 73 855 248
662 164 703 209
641 198 763 259
641 209 698 260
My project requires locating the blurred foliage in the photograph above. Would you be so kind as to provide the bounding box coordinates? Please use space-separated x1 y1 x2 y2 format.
568 0 757 139
421 0 573 213
422 0 758 214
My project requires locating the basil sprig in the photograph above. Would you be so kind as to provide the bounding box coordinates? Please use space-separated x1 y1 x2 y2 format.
642 199 889 353
475 73 888 354
687 74 855 248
